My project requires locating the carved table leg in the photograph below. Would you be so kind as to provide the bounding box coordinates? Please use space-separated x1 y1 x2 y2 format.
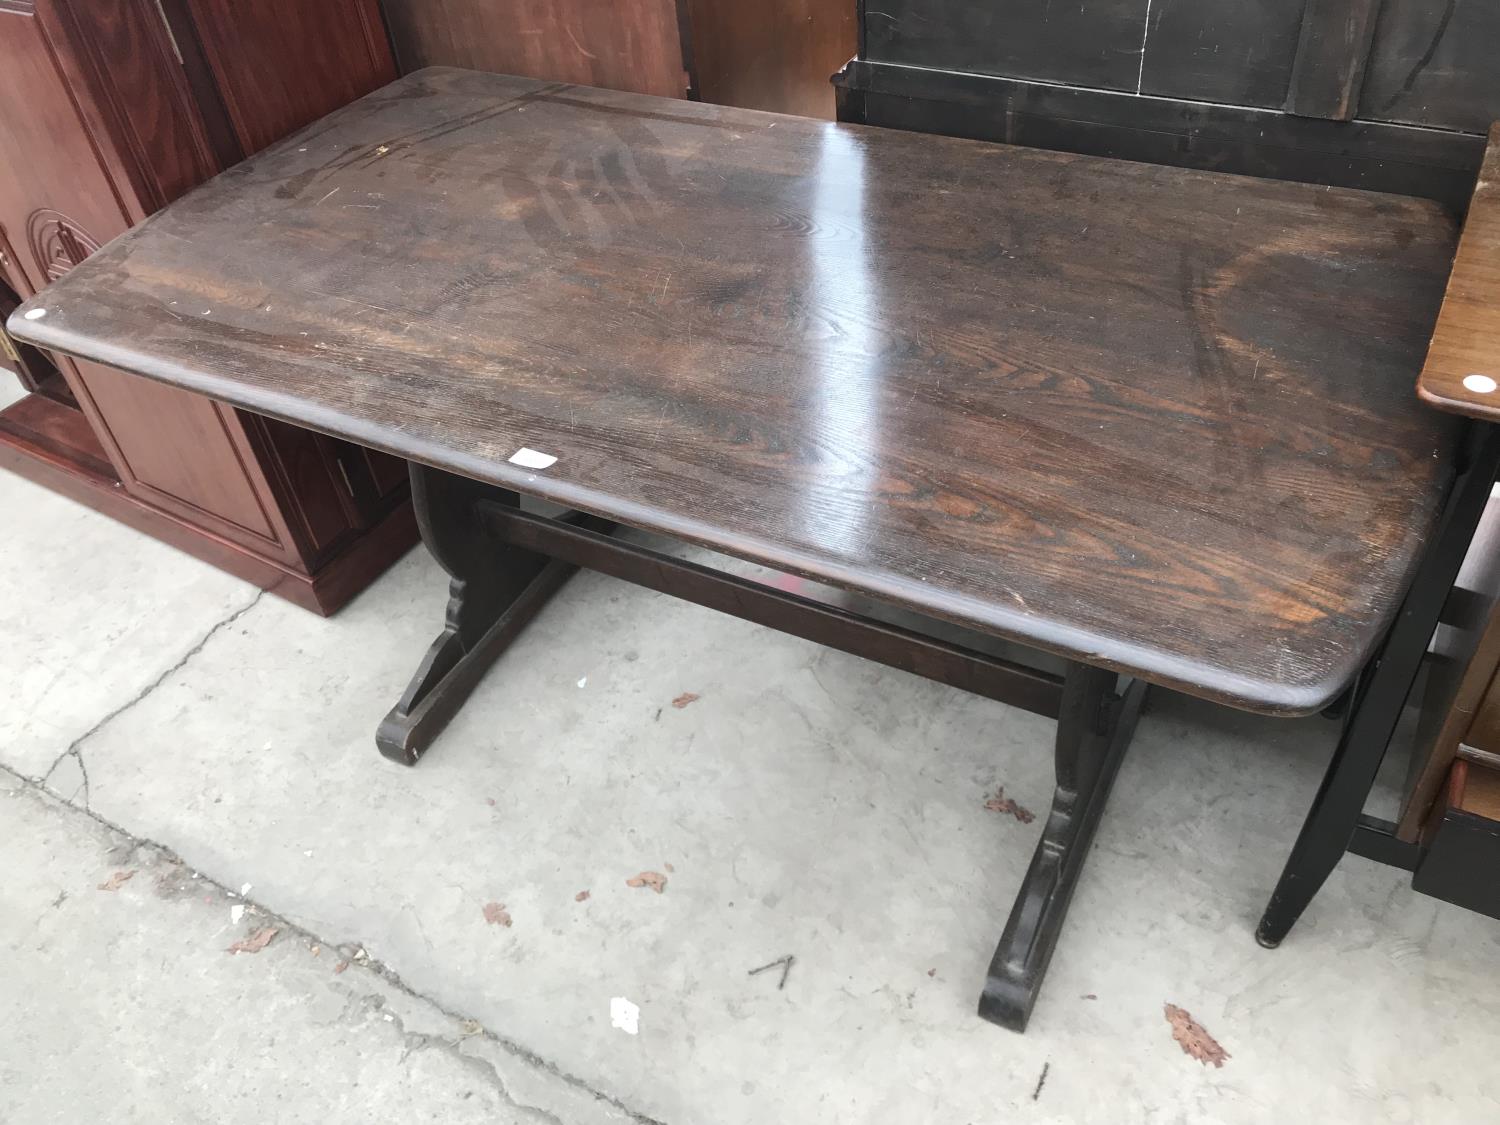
979 663 1148 1032
376 465 575 766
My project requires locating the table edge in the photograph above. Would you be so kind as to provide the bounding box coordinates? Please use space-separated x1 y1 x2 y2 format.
9 306 1395 718
1415 121 1500 423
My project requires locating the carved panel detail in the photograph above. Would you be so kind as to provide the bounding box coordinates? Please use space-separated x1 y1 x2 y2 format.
27 208 102 281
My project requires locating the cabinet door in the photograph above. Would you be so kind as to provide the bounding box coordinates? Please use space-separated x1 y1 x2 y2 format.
243 415 404 566
0 1 300 563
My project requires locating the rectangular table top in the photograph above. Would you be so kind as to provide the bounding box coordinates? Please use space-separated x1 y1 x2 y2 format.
10 67 1464 715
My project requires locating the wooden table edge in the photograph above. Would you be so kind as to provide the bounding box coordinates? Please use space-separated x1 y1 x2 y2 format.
9 308 1370 718
1416 121 1500 423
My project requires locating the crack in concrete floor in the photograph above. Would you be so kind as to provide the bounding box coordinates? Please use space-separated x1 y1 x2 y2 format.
9 461 1499 1123
40 590 267 809
5 580 665 1124
2 762 667 1125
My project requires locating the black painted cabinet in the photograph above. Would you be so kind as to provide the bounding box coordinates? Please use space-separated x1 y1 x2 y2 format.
839 0 1500 210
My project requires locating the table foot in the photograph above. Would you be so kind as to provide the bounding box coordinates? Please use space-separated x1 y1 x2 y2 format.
979 665 1147 1032
376 466 573 766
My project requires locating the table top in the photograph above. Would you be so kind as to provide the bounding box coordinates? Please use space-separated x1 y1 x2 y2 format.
9 67 1464 715
1419 124 1500 422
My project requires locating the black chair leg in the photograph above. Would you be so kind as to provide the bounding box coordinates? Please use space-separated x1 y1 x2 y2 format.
1257 424 1500 947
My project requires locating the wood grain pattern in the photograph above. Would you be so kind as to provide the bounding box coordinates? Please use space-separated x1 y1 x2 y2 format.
184 0 396 156
687 0 855 119
382 0 688 99
1283 0 1383 122
41 0 223 216
1362 0 1500 134
9 68 1464 713
1418 123 1500 421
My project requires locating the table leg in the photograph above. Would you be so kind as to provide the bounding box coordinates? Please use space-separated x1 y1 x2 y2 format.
979 664 1148 1032
1256 424 1500 947
376 465 575 766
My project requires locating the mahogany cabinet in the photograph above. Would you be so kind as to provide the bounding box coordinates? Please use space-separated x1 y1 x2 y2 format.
0 0 415 613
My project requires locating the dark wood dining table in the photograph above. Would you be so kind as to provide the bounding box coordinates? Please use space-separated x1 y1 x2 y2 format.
9 67 1479 1032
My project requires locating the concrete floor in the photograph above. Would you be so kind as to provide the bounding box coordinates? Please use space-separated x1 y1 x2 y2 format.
3 384 1500 1121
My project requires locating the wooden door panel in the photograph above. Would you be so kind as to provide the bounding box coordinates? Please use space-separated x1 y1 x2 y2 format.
69 358 294 551
247 415 363 562
184 0 396 155
363 447 408 499
0 5 135 291
687 0 856 119
44 0 225 213
0 3 297 559
382 0 688 99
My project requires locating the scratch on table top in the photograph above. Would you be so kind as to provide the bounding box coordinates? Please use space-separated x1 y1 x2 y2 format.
306 288 398 316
